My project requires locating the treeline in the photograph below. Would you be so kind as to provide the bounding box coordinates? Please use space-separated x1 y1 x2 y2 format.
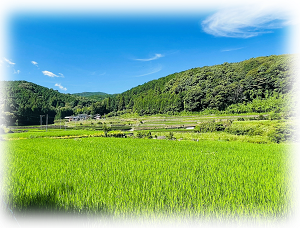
0 54 295 126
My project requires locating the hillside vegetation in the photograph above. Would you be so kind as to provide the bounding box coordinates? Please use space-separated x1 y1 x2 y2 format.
0 54 295 126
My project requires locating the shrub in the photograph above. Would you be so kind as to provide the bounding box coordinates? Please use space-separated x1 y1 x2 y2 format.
166 132 175 140
268 123 294 143
146 131 152 139
258 115 266 120
268 112 281 120
194 120 232 133
225 125 252 135
136 132 143 138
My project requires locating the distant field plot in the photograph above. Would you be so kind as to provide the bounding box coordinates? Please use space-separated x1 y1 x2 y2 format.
3 137 291 219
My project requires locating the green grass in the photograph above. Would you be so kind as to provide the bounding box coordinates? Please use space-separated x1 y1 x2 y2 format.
2 129 100 140
3 137 291 219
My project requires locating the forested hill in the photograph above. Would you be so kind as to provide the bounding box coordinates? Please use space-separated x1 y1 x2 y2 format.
118 54 294 115
0 54 295 126
0 81 95 125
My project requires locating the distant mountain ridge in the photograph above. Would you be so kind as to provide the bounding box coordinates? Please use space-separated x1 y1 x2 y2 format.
73 92 109 97
73 92 115 101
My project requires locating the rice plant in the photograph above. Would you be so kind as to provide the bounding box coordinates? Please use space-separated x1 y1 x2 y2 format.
3 137 291 219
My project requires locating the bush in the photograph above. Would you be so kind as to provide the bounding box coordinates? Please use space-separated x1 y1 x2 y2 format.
136 132 143 138
107 131 125 138
268 123 294 143
166 132 175 140
146 131 152 139
258 115 266 120
194 120 232 133
225 125 252 135
268 112 281 120
237 117 245 121
225 123 265 136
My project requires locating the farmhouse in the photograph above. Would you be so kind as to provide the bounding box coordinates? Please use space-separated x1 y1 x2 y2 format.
65 114 91 122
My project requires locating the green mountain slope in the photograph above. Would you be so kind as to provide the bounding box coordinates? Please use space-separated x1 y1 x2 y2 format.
116 54 294 115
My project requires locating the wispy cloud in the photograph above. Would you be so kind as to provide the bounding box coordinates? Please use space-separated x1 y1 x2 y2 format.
91 71 106 76
134 53 164 61
221 47 245 52
42 70 64 78
4 58 15 65
31 61 39 67
134 66 162 77
201 6 292 38
55 83 67 91
58 73 64 77
13 69 20 74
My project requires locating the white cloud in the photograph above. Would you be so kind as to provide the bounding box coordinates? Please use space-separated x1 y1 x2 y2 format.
221 47 245 52
31 61 38 67
58 73 64 77
201 6 293 38
134 65 162 77
55 83 67 91
13 69 20 74
134 53 164 61
42 70 60 77
91 71 106 76
4 58 15 65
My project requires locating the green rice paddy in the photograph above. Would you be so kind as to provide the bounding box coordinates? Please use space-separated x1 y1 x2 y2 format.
3 136 291 219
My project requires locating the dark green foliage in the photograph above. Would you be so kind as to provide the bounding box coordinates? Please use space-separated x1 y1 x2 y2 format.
225 125 263 136
194 120 232 133
136 132 143 138
146 131 153 139
268 122 294 143
102 123 111 137
166 132 175 140
135 131 153 139
268 112 282 120
258 115 267 120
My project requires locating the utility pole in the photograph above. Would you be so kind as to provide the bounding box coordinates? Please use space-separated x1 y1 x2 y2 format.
46 114 48 131
40 115 45 130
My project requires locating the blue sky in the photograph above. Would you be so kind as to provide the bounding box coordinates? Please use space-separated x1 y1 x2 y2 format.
1 7 293 94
